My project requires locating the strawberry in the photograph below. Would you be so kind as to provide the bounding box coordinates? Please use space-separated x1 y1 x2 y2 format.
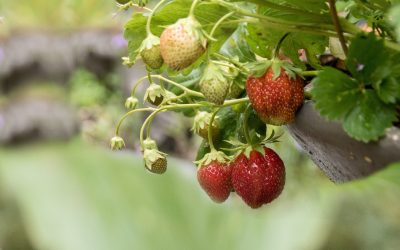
198 160 232 203
231 147 285 209
144 83 165 106
139 34 164 70
200 61 238 105
192 111 220 141
196 150 232 203
246 66 304 126
142 138 168 175
160 17 207 70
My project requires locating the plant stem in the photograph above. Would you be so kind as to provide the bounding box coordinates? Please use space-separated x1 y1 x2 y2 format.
150 75 205 98
221 97 249 107
243 104 252 145
328 0 348 55
210 11 235 38
115 108 155 136
140 103 204 147
130 75 150 96
189 0 201 17
146 0 168 35
274 32 290 58
208 108 221 152
300 70 320 77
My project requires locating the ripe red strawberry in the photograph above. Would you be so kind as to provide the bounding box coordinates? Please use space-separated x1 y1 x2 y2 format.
160 17 207 70
231 147 285 209
246 67 304 126
197 160 232 203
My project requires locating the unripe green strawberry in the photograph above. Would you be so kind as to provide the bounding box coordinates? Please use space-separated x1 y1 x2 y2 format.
142 138 168 174
192 111 219 141
144 84 165 106
160 17 207 70
200 61 237 105
116 0 130 4
227 82 244 99
139 34 163 70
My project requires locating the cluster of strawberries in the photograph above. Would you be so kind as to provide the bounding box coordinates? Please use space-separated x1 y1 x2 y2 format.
114 1 304 208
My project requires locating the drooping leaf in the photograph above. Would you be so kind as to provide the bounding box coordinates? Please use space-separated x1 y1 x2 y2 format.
343 90 397 142
311 67 362 120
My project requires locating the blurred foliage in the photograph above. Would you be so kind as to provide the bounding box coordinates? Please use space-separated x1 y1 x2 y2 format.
0 0 123 34
0 139 399 250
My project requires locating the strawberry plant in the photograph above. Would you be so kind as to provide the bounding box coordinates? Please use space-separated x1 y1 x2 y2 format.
112 0 400 208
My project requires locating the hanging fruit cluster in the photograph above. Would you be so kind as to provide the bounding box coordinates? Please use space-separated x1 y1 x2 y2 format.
112 0 400 208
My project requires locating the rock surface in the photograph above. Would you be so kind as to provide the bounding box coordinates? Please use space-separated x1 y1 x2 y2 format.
288 102 400 183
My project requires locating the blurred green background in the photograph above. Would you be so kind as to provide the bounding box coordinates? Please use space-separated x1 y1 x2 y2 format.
0 1 400 250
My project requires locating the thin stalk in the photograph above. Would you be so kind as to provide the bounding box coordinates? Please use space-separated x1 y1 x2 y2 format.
300 70 320 77
130 75 150 96
189 0 201 17
210 11 235 38
208 108 222 152
328 0 348 55
273 32 290 58
146 0 168 35
150 75 205 98
140 103 204 146
115 108 155 136
243 104 252 145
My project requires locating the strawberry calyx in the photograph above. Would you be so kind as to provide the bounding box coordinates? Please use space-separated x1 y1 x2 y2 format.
144 83 165 106
177 16 207 49
195 150 230 168
245 58 302 80
192 111 219 135
138 33 160 52
201 60 238 84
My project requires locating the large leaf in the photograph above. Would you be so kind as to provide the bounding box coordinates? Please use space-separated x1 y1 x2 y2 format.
311 67 398 142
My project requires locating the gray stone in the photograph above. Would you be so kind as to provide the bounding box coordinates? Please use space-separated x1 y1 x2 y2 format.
287 102 400 183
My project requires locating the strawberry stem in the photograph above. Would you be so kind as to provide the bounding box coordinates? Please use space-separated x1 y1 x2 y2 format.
273 32 290 59
243 104 252 145
210 11 235 38
189 0 201 17
328 0 348 55
146 0 168 35
208 108 222 152
115 108 156 136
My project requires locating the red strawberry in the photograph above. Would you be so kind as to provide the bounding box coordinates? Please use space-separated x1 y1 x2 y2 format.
160 17 207 70
246 67 304 126
197 160 232 203
231 147 285 208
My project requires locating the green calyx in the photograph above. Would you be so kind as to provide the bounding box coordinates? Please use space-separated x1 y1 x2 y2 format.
144 83 165 106
246 58 302 80
125 96 139 110
110 136 125 150
192 111 218 134
142 138 158 150
195 150 230 168
143 148 168 174
139 34 164 69
177 16 208 49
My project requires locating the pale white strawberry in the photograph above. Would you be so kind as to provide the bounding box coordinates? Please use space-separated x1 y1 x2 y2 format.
160 17 207 70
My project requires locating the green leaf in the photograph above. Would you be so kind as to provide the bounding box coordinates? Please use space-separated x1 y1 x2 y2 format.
312 67 398 142
346 33 390 84
389 4 400 42
373 77 400 104
220 24 256 62
311 67 362 120
246 24 326 69
124 0 234 68
343 90 397 142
